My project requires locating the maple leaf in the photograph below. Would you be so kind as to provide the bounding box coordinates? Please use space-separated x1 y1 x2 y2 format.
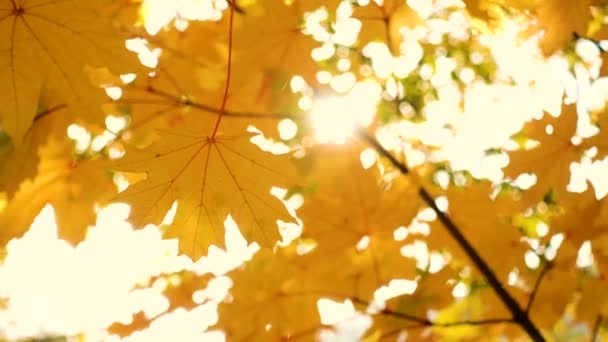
577 277 608 325
424 179 529 280
367 268 460 339
463 0 495 23
548 189 608 245
527 267 578 327
0 86 80 197
354 0 423 53
583 109 608 161
108 271 211 337
535 0 592 55
114 112 298 258
504 106 585 207
0 0 139 143
218 248 323 341
0 103 70 195
297 144 421 299
234 0 341 83
0 138 116 244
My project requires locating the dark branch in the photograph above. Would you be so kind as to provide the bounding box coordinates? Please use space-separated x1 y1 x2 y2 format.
354 126 546 342
355 125 408 174
525 261 553 314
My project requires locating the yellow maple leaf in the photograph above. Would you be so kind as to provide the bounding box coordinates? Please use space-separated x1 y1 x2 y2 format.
366 268 459 339
234 0 341 83
576 277 608 324
548 190 608 245
0 138 116 244
297 144 421 299
504 106 584 206
218 248 323 341
425 179 529 280
535 0 592 55
0 96 73 196
0 0 139 143
354 0 423 53
108 271 211 337
114 112 298 258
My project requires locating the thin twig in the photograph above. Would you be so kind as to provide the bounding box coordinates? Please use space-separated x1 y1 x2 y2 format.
349 297 432 324
525 261 553 314
133 86 296 119
352 296 514 327
380 308 513 328
432 318 514 327
354 127 545 342
592 315 603 342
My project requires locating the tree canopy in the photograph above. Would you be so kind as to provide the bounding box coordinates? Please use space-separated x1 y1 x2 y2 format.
1 0 608 341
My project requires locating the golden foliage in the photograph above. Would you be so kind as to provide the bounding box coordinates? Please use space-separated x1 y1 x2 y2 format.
3 0 608 340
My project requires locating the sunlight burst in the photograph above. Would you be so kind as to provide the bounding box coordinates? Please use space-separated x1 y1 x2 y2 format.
309 80 382 144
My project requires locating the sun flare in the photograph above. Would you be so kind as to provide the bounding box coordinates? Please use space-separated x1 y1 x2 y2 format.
309 80 382 144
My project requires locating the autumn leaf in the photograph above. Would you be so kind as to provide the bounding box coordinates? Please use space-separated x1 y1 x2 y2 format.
108 271 211 337
548 189 608 245
535 0 592 55
297 144 421 300
2 0 608 340
0 102 70 196
354 0 423 53
0 0 139 143
0 138 115 244
424 178 530 280
218 248 323 341
504 105 585 206
114 112 298 258
234 0 341 83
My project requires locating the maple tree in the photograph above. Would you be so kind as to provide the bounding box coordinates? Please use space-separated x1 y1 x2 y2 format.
3 0 608 341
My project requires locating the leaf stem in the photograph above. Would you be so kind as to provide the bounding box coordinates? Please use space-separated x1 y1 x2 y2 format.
211 0 236 137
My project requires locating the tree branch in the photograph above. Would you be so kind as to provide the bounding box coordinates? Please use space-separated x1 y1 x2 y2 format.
127 86 296 119
525 261 553 314
355 125 408 174
352 296 513 327
354 127 546 342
